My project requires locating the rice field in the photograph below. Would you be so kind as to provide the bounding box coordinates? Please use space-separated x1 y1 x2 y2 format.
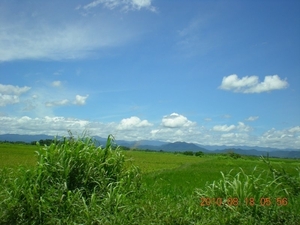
0 139 299 224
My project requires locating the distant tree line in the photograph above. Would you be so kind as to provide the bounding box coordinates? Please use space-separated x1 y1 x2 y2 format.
0 139 56 146
31 139 55 146
174 151 204 157
0 140 32 145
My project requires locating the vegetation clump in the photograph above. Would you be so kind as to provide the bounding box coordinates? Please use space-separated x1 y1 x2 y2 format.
195 157 300 224
1 137 299 224
227 151 242 159
0 134 141 224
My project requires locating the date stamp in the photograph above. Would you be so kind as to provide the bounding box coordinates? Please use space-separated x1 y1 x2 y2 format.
200 197 288 207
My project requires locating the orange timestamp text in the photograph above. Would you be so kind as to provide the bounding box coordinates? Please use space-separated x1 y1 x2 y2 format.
200 197 288 207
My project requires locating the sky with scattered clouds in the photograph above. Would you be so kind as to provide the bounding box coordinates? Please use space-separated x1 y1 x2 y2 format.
1 0 299 149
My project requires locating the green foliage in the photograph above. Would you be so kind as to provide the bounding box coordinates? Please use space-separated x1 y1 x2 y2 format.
195 151 204 157
227 151 242 159
182 151 194 156
1 140 300 224
0 134 141 224
31 139 54 146
261 156 300 196
0 143 37 168
195 158 300 224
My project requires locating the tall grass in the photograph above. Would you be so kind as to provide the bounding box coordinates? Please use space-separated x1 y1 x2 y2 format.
0 134 141 224
1 135 299 224
195 157 300 224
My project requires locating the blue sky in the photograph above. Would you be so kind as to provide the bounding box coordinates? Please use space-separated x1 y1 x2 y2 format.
0 0 299 149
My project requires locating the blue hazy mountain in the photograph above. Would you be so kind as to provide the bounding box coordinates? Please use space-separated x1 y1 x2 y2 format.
0 134 299 158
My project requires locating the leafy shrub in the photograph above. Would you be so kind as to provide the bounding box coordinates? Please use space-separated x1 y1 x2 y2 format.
227 151 241 159
195 151 204 157
183 151 194 156
195 161 300 224
0 134 141 224
261 156 300 196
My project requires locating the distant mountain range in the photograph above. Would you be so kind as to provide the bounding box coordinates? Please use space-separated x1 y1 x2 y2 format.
1 134 299 159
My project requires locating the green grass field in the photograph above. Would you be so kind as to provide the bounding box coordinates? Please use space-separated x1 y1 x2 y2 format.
0 143 37 168
0 141 299 224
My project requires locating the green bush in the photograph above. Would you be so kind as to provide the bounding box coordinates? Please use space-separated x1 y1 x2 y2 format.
0 134 141 224
195 151 204 157
227 151 242 159
195 161 300 224
182 151 194 156
261 156 300 196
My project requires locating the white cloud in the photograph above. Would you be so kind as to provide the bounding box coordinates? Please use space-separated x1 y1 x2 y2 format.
213 124 235 132
52 81 62 87
150 126 202 143
45 99 69 107
237 122 252 132
161 113 196 128
0 84 31 106
259 127 300 149
44 95 89 107
219 74 288 93
0 22 131 62
220 133 250 145
117 116 152 130
213 122 251 132
83 0 156 12
0 94 19 106
0 115 299 149
220 133 236 139
0 7 136 62
289 126 300 133
149 113 200 142
0 84 31 95
0 116 90 135
74 95 89 105
246 116 259 121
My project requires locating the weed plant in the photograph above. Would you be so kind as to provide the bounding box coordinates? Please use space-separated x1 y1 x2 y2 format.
0 134 141 224
1 136 299 224
195 157 300 224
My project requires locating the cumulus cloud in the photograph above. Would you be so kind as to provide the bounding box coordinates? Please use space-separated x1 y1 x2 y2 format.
44 95 88 107
289 126 300 133
259 127 300 148
219 74 288 93
0 116 90 135
0 84 31 106
0 114 299 149
237 122 252 132
213 124 235 132
246 116 259 121
161 113 196 128
0 94 19 106
213 122 251 132
0 84 31 95
82 0 156 12
220 133 250 145
117 116 152 130
74 95 89 105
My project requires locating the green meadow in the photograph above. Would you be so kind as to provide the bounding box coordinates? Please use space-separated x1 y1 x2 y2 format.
0 143 37 168
0 138 299 224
